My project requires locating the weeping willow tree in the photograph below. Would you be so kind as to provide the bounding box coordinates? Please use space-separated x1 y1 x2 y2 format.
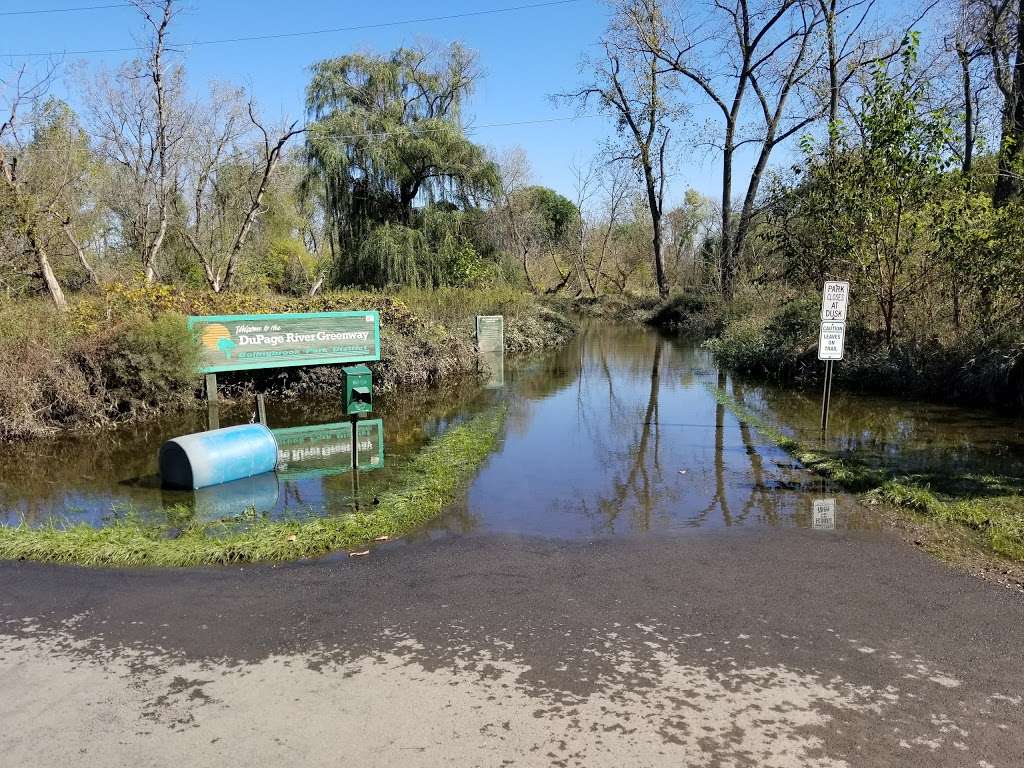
304 43 500 287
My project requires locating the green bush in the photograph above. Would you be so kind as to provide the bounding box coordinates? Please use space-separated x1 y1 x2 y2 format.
91 314 200 410
0 304 200 440
707 294 819 377
648 293 723 336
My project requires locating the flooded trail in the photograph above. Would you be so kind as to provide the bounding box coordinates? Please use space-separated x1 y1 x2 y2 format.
440 324 874 538
2 323 1024 768
1 323 878 536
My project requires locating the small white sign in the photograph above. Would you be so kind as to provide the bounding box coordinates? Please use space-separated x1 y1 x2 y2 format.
818 321 846 361
821 281 850 322
812 498 836 530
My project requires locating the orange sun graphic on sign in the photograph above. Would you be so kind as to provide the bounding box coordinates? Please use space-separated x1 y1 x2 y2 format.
200 324 232 351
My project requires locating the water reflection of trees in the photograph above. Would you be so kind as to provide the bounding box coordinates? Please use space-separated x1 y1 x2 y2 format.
550 327 783 533
742 380 1024 483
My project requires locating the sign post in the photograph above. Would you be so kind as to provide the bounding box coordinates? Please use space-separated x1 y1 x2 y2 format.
189 311 381 432
818 282 849 433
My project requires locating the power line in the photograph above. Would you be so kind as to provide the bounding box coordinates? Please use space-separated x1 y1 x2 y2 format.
0 3 131 16
4 0 586 58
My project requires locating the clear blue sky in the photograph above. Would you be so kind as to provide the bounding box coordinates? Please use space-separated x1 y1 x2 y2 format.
2 0 940 205
3 0 625 198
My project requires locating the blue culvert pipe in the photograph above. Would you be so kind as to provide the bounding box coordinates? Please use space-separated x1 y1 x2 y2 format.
159 424 279 490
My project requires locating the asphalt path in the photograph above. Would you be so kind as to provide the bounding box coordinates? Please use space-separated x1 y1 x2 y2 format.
1 526 1022 767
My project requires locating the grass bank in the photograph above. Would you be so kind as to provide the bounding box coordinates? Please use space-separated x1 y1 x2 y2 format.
0 405 506 567
0 283 573 441
710 385 1024 561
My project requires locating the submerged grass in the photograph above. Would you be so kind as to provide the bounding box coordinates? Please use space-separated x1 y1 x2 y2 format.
0 405 507 568
710 385 1024 561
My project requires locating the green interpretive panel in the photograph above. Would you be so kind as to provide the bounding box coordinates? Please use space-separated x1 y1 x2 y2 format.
273 419 384 478
188 311 381 374
476 315 504 353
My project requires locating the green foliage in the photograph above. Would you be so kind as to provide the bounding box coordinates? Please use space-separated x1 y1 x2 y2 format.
776 36 953 346
0 406 507 567
93 314 200 408
647 292 723 336
304 43 500 287
0 283 575 440
517 185 579 244
0 300 199 440
706 294 819 377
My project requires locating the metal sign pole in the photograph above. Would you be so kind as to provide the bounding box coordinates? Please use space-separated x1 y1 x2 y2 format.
820 360 834 433
818 281 849 435
350 414 360 510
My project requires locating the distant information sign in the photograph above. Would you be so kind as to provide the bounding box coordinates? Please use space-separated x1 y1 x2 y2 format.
476 315 504 353
273 419 384 478
189 311 380 374
821 281 850 322
818 321 846 361
812 498 836 530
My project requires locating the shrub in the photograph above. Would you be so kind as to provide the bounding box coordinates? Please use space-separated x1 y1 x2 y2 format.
87 314 200 412
648 292 723 336
707 294 819 377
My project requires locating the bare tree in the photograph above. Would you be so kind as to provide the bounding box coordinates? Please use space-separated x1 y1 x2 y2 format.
490 148 544 292
622 0 826 299
976 0 1024 204
180 99 303 292
582 160 632 294
565 6 677 298
939 0 1001 179
0 66 68 309
131 0 177 281
817 1 938 146
84 0 185 282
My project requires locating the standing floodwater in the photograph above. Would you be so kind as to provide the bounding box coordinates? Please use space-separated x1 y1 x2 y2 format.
429 324 873 539
3 322 1023 539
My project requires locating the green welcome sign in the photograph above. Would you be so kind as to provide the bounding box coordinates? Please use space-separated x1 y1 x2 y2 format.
188 311 381 374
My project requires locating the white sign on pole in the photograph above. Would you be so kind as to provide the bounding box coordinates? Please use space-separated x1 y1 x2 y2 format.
821 281 850 322
818 321 846 361
812 498 836 530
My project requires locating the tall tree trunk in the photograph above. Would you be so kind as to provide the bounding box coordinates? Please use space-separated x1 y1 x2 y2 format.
27 222 68 310
720 138 736 300
995 0 1024 206
959 46 975 178
58 217 99 285
822 0 839 149
642 159 668 298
